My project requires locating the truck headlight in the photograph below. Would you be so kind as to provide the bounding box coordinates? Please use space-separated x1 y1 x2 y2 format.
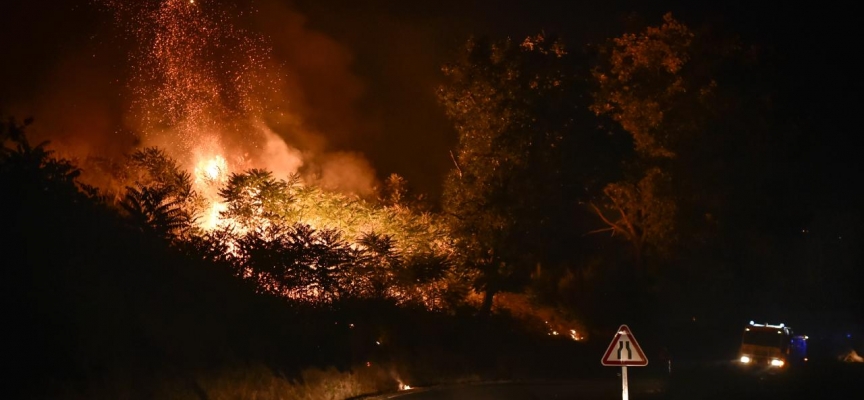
740 355 751 363
770 359 785 367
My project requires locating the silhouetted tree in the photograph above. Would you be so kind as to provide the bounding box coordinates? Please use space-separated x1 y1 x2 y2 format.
121 184 192 239
588 167 676 271
588 14 722 271
113 147 201 241
234 223 360 302
438 33 608 312
219 169 292 228
356 232 402 298
1 118 82 199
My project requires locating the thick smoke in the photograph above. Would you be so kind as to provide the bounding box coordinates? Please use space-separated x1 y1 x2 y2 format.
308 151 378 197
246 0 369 149
1 0 379 196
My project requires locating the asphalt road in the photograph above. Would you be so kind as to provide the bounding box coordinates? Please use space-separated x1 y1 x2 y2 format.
372 379 664 400
369 362 862 400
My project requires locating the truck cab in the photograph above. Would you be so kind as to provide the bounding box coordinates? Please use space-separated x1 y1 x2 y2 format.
739 321 807 369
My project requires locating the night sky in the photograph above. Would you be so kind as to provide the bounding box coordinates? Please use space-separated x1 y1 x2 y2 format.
2 1 860 201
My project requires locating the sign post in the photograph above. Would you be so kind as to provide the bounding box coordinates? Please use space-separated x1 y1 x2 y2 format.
602 325 648 400
622 365 628 400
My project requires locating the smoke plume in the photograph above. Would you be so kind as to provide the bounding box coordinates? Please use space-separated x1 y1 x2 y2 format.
2 0 379 197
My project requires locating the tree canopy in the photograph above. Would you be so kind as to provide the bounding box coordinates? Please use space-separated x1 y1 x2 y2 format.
438 34 590 311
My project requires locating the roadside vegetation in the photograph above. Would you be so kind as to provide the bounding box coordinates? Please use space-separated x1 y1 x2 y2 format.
4 13 860 399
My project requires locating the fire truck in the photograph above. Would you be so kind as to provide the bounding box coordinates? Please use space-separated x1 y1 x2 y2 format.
739 321 807 368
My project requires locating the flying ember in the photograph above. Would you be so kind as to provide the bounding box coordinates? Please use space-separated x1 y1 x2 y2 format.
101 0 304 230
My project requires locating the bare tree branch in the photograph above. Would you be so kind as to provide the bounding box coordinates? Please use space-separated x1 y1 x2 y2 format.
589 202 627 236
611 199 638 241
449 150 463 179
584 226 616 236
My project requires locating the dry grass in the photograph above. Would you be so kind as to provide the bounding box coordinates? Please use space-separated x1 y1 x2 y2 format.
51 364 395 400
198 365 390 400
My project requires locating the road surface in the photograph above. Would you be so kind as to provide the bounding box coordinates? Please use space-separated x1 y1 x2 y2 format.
371 380 663 400
367 362 862 400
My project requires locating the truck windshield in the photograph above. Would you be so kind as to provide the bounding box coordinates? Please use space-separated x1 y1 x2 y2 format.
742 330 784 347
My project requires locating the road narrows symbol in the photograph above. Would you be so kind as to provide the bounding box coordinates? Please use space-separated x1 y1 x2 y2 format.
617 341 633 360
601 325 647 366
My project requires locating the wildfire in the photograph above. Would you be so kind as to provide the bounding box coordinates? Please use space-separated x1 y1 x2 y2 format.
191 153 230 230
99 0 311 232
102 0 287 162
85 1 456 309
201 200 228 231
195 154 227 183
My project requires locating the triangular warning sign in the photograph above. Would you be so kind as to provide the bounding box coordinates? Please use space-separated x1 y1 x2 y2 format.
601 324 648 366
